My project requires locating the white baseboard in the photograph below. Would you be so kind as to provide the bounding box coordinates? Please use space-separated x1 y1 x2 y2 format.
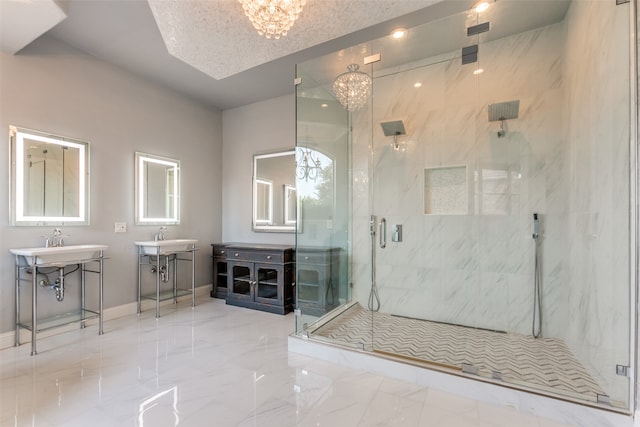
1 285 212 351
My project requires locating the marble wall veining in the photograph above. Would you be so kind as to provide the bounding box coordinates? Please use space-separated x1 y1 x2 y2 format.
352 22 566 333
349 0 631 405
562 0 631 404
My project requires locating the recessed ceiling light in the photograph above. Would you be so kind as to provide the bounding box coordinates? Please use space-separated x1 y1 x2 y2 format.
414 82 422 88
474 2 490 13
391 28 407 39
473 68 484 75
320 103 328 108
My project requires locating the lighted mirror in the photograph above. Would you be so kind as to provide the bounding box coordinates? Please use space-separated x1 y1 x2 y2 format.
254 179 273 225
253 151 296 232
10 126 90 226
284 185 297 225
135 152 180 225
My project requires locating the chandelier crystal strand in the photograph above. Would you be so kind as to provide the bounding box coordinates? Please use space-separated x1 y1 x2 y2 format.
239 0 305 39
332 64 372 112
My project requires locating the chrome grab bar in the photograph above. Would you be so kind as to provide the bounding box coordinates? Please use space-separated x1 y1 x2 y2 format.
379 218 386 249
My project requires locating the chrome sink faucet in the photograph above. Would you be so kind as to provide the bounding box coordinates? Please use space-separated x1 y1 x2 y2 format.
44 228 64 247
155 226 167 241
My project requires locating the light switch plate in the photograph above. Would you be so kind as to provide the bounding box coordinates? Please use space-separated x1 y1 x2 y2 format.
114 222 127 233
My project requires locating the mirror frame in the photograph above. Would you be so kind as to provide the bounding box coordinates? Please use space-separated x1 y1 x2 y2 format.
10 126 90 226
135 152 180 225
252 150 296 233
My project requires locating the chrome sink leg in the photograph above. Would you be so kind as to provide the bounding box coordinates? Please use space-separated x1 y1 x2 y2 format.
31 264 37 356
15 262 20 348
156 254 161 319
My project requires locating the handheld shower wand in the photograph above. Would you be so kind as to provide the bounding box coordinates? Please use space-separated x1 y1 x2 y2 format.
532 213 542 338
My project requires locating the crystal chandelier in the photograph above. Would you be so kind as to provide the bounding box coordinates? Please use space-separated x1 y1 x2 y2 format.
296 147 321 182
239 0 305 39
332 64 372 112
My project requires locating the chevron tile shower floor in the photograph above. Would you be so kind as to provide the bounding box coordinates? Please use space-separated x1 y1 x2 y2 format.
311 303 609 404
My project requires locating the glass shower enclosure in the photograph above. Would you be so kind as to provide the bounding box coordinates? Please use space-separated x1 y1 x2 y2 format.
294 0 635 413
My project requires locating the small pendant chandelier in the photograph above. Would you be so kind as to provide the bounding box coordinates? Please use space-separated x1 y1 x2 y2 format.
239 0 305 39
296 147 321 182
332 64 372 112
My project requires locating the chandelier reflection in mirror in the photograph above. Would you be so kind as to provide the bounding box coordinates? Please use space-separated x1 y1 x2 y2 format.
239 0 305 39
296 147 321 182
332 64 372 112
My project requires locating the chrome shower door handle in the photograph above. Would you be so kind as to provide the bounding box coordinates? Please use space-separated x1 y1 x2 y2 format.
379 218 387 249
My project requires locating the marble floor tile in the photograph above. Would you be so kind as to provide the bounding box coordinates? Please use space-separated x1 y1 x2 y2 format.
0 297 577 427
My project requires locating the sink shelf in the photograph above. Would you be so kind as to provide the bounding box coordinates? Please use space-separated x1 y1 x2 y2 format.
141 289 192 302
17 309 99 332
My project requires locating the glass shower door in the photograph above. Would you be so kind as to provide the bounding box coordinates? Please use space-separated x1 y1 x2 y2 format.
368 50 481 363
365 0 633 409
294 64 352 335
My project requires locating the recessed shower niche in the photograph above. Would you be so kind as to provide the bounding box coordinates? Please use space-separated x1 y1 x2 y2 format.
423 165 468 215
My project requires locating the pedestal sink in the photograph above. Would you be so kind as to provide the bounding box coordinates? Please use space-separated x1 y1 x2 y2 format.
10 244 109 267
134 239 197 255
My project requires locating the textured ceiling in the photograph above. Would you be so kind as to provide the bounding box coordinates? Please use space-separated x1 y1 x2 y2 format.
148 0 440 80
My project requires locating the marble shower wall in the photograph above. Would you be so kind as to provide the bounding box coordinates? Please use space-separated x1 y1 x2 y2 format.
561 0 630 403
350 0 631 404
352 22 567 335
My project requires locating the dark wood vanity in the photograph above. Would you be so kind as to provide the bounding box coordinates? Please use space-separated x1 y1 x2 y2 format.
296 247 340 317
211 243 295 314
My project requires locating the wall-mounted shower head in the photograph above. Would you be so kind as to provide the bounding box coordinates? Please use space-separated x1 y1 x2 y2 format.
380 120 407 150
488 100 520 138
380 120 406 137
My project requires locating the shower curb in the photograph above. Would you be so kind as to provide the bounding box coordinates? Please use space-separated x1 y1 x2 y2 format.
288 335 633 427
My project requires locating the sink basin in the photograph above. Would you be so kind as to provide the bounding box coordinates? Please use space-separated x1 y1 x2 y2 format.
134 239 197 255
10 244 108 267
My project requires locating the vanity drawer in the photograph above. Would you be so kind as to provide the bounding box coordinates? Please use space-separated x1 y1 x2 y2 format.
228 250 284 263
297 248 339 265
212 244 227 257
297 253 328 265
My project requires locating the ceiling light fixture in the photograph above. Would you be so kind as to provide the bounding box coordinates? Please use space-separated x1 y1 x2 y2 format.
391 28 407 39
239 0 305 39
414 82 422 88
332 64 372 112
474 1 490 13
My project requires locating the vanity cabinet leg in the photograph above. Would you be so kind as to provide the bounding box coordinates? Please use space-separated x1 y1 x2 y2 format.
191 249 196 308
155 255 161 319
173 255 178 304
81 264 86 329
31 265 37 356
137 251 142 316
99 253 104 335
15 263 20 347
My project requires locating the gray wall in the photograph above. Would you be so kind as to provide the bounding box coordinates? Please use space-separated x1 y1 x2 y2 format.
222 94 296 245
0 37 223 334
